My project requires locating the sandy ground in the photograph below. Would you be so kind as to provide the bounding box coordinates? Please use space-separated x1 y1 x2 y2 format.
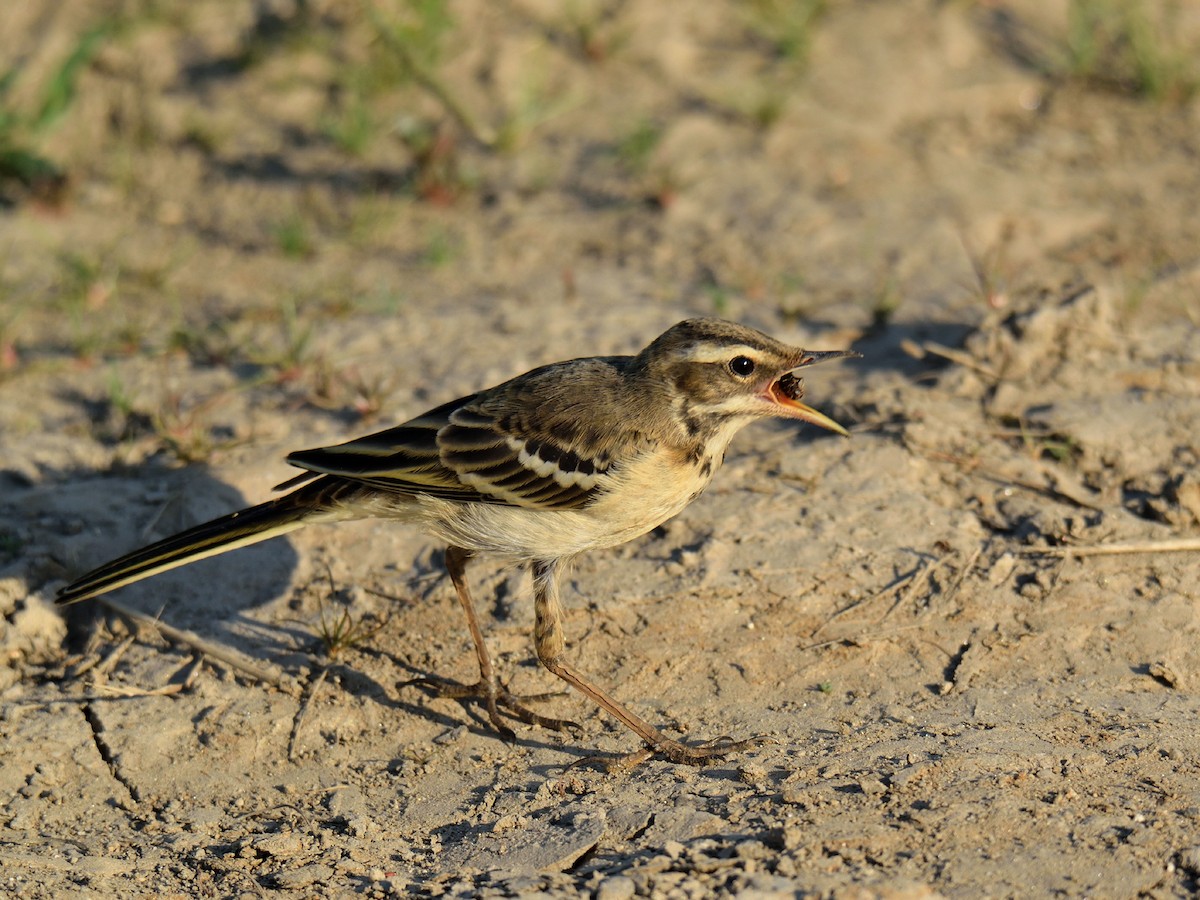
2 0 1200 896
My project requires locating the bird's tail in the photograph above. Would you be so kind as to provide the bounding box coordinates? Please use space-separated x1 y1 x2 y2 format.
56 479 339 606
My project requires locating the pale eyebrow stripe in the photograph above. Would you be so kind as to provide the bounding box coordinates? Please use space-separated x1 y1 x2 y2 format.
684 344 764 364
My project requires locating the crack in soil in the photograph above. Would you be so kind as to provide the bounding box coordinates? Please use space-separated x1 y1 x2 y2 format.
82 703 142 807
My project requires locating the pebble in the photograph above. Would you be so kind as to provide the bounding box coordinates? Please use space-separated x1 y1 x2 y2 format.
596 875 637 900
272 863 332 889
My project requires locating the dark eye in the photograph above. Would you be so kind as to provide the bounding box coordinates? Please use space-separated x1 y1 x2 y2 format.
728 356 756 377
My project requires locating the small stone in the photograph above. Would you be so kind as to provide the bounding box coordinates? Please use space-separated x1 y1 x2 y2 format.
596 875 637 900
988 552 1017 585
1148 661 1182 689
347 816 373 837
251 832 305 858
272 863 332 889
1178 847 1200 877
859 777 887 796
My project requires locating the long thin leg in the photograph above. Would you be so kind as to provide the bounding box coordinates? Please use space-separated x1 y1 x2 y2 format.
444 546 505 730
531 558 765 766
401 546 578 736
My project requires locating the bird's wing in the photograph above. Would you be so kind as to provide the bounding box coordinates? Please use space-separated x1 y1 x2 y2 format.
284 395 497 503
284 362 635 510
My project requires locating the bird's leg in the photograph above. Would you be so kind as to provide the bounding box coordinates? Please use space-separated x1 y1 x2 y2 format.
531 559 766 767
401 545 579 737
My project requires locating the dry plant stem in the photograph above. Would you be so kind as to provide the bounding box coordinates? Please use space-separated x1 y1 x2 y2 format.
901 339 1001 380
95 595 298 694
882 553 955 621
33 657 204 705
918 445 1104 511
806 545 983 652
801 623 925 654
65 628 136 681
362 585 408 604
366 3 497 148
89 632 137 682
941 543 985 609
812 561 929 639
25 685 186 704
289 665 331 761
1022 538 1200 557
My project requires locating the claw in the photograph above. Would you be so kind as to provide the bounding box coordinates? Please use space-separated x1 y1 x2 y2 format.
565 732 774 774
400 674 580 735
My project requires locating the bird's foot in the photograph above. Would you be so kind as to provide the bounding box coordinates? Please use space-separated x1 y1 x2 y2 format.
400 674 580 739
571 733 774 773
650 733 773 765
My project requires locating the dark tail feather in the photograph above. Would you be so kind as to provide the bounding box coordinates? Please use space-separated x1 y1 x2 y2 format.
56 492 324 606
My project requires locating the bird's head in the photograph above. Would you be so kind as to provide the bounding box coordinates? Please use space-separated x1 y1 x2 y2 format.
636 318 860 436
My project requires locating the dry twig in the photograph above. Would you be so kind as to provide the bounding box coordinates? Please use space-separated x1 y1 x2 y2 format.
95 595 298 693
1022 538 1200 558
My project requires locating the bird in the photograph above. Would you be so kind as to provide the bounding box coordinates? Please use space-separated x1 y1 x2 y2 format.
57 317 860 764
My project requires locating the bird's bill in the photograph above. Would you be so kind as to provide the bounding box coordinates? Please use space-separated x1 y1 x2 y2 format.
794 349 863 368
765 385 850 435
764 348 861 436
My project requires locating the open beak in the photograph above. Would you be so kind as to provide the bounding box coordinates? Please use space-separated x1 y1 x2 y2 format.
763 349 861 437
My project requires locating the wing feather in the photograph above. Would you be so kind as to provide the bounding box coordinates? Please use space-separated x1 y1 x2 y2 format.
282 359 636 510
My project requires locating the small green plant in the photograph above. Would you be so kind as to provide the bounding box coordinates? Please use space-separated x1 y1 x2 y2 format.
999 415 1084 466
104 368 136 422
372 0 454 71
616 119 662 175
423 227 458 266
748 89 788 131
614 119 681 207
304 362 392 421
744 0 826 64
565 2 631 63
0 24 109 203
234 0 325 70
315 594 388 660
0 306 20 374
88 370 233 463
366 0 497 147
321 91 376 156
91 368 155 446
492 54 580 154
1063 0 1197 101
1039 437 1081 464
355 283 405 315
705 283 732 316
167 320 239 367
262 296 316 383
56 249 121 358
870 273 903 328
396 117 470 204
275 214 315 258
816 681 833 694
289 569 389 760
150 390 232 464
345 369 391 421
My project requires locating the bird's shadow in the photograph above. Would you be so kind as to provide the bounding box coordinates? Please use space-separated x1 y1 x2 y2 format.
8 454 619 759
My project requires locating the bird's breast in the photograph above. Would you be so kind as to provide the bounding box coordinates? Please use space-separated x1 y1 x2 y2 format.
415 443 723 561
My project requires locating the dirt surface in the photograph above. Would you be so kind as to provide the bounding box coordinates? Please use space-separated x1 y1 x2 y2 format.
3 0 1200 896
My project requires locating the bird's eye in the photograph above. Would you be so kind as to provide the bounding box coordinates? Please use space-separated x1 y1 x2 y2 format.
728 356 756 377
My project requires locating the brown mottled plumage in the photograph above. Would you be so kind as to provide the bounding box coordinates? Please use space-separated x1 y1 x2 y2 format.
58 318 859 764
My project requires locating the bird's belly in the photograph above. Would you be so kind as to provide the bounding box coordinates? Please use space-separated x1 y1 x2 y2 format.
417 451 714 561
